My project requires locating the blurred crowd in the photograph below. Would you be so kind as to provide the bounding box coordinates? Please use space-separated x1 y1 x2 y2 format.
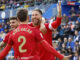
0 0 58 10
0 21 10 42
62 0 80 3
0 0 29 10
0 0 80 10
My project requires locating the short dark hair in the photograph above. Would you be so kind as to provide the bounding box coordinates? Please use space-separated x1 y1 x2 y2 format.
33 9 42 15
17 8 28 22
9 16 17 21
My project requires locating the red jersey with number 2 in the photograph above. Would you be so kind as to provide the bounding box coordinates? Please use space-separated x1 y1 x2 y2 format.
8 24 44 60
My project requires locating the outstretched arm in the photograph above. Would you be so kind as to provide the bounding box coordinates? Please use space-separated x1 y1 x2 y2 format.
49 1 62 30
40 40 64 60
40 40 71 60
0 44 12 60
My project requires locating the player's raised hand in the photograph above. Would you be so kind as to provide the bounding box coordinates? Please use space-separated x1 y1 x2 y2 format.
40 17 47 34
57 1 61 17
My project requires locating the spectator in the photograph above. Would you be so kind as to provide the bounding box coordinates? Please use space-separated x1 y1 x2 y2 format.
57 38 63 51
4 21 10 31
73 51 79 60
69 7 76 15
74 20 80 31
64 24 74 36
74 41 79 52
77 13 80 23
67 37 75 52
52 29 60 40
70 13 77 22
62 13 69 24
70 22 75 31
63 37 68 47
73 30 80 42
61 43 68 56
59 25 65 38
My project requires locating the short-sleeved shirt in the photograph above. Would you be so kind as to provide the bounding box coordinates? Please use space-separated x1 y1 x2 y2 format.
8 24 44 60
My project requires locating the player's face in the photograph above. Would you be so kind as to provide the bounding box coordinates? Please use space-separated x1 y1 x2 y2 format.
32 11 42 26
10 20 18 29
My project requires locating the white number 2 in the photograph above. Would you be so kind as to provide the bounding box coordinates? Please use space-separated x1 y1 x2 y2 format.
18 36 27 53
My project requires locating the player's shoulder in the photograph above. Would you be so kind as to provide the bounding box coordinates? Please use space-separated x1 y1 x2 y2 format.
6 30 13 36
9 30 13 34
28 22 33 26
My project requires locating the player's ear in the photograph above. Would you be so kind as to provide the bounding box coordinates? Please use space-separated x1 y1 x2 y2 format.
17 17 20 22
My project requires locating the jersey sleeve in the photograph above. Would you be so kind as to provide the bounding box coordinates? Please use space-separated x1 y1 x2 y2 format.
8 35 13 46
48 17 62 30
40 40 64 60
34 29 45 43
0 44 12 59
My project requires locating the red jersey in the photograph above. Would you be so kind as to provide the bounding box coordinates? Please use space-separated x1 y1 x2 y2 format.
3 31 13 43
8 24 44 60
28 17 61 60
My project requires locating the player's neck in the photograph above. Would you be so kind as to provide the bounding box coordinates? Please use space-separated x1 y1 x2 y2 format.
20 21 28 24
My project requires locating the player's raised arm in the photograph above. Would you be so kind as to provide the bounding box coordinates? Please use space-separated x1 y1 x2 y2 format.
49 1 62 30
0 44 12 60
57 1 61 18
